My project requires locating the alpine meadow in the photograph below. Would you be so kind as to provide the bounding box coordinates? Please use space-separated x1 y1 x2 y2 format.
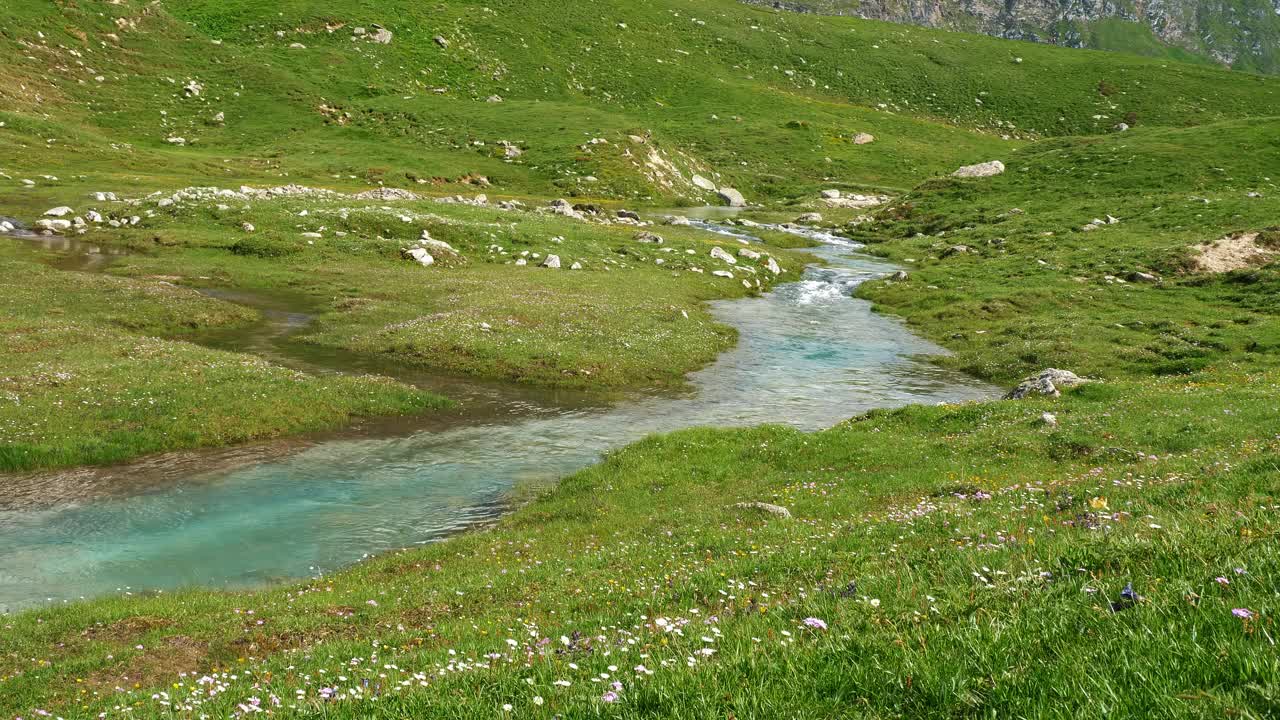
0 1 1277 719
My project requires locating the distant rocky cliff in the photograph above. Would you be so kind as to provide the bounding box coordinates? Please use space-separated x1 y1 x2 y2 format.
745 0 1280 73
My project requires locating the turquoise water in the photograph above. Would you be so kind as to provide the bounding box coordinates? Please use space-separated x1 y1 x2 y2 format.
0 227 996 611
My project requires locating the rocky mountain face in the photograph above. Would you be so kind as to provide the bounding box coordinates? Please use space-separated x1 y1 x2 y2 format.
745 0 1280 73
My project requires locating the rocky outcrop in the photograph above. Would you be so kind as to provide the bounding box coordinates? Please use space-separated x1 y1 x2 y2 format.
744 0 1280 74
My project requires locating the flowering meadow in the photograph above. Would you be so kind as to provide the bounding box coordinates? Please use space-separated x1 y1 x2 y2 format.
2 362 1276 717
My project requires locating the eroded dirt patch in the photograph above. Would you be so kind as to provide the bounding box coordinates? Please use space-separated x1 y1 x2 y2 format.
1190 232 1277 273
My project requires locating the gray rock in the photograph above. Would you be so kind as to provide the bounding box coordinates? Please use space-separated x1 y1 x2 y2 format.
1127 271 1160 283
541 254 561 269
635 231 664 244
44 206 74 217
795 212 823 224
712 270 735 279
717 187 747 207
941 245 971 257
433 35 450 48
1040 412 1058 428
733 501 792 519
665 215 690 226
820 189 841 199
852 133 875 145
738 248 762 260
765 256 782 275
371 28 393 44
952 160 1005 178
1005 369 1089 400
890 270 909 281
617 209 641 221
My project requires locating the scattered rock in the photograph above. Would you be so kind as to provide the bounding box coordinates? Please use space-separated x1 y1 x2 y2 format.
635 231 664 244
433 35 450 48
44 206 74 217
733 502 792 519
1127 271 1160 283
890 270 909 281
1040 412 1058 428
795 212 823 224
665 216 690 226
852 133 875 145
241 222 255 232
1005 369 1089 400
541 254 561 269
738 248 761 260
765 257 782 275
1113 123 1129 132
570 262 583 270
371 27 393 44
952 160 1005 178
941 245 971 258
712 270 735 279
617 209 641 221
820 189 841 199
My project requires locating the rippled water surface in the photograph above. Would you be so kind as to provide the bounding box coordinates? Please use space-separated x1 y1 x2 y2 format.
0 220 995 611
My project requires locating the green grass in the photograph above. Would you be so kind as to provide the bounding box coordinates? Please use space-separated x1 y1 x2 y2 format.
2 1 1280 716
0 243 446 472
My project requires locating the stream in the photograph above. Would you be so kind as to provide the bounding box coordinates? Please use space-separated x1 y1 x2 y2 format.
0 211 996 611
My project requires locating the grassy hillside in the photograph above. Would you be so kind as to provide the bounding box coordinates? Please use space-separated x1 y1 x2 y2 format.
1 2 1279 716
2 0 1279 208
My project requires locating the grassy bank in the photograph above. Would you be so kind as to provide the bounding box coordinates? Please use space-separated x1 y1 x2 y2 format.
0 243 445 472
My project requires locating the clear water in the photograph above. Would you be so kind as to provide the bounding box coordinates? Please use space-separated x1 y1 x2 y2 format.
0 222 996 611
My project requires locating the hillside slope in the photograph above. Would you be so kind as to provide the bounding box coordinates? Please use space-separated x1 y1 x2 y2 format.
2 0 1279 210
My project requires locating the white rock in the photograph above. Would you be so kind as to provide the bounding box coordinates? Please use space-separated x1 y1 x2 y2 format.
766 257 782 275
241 222 255 232
44 206 74 217
738 248 761 260
710 246 738 265
541 254 561 269
952 160 1005 178
405 247 434 267
712 270 735 279
820 189 841 199
570 262 583 270
691 174 717 191
852 133 875 145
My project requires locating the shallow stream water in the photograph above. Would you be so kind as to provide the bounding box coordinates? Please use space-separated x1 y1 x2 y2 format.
0 212 996 611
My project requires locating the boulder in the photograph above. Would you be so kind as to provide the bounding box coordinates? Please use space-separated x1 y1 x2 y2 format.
371 27 393 44
691 174 717 191
717 187 747 207
635 231 664 244
795 212 823 224
665 215 690 226
733 502 792 519
941 245 971 257
541 254 561 269
952 160 1005 178
712 270 735 279
1005 369 1089 400
404 247 434 267
820 189 841 199
852 133 875 145
890 270 909 281
617 209 641 221
44 206 74 217
433 35 449 48
765 256 782 275
738 248 761 260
